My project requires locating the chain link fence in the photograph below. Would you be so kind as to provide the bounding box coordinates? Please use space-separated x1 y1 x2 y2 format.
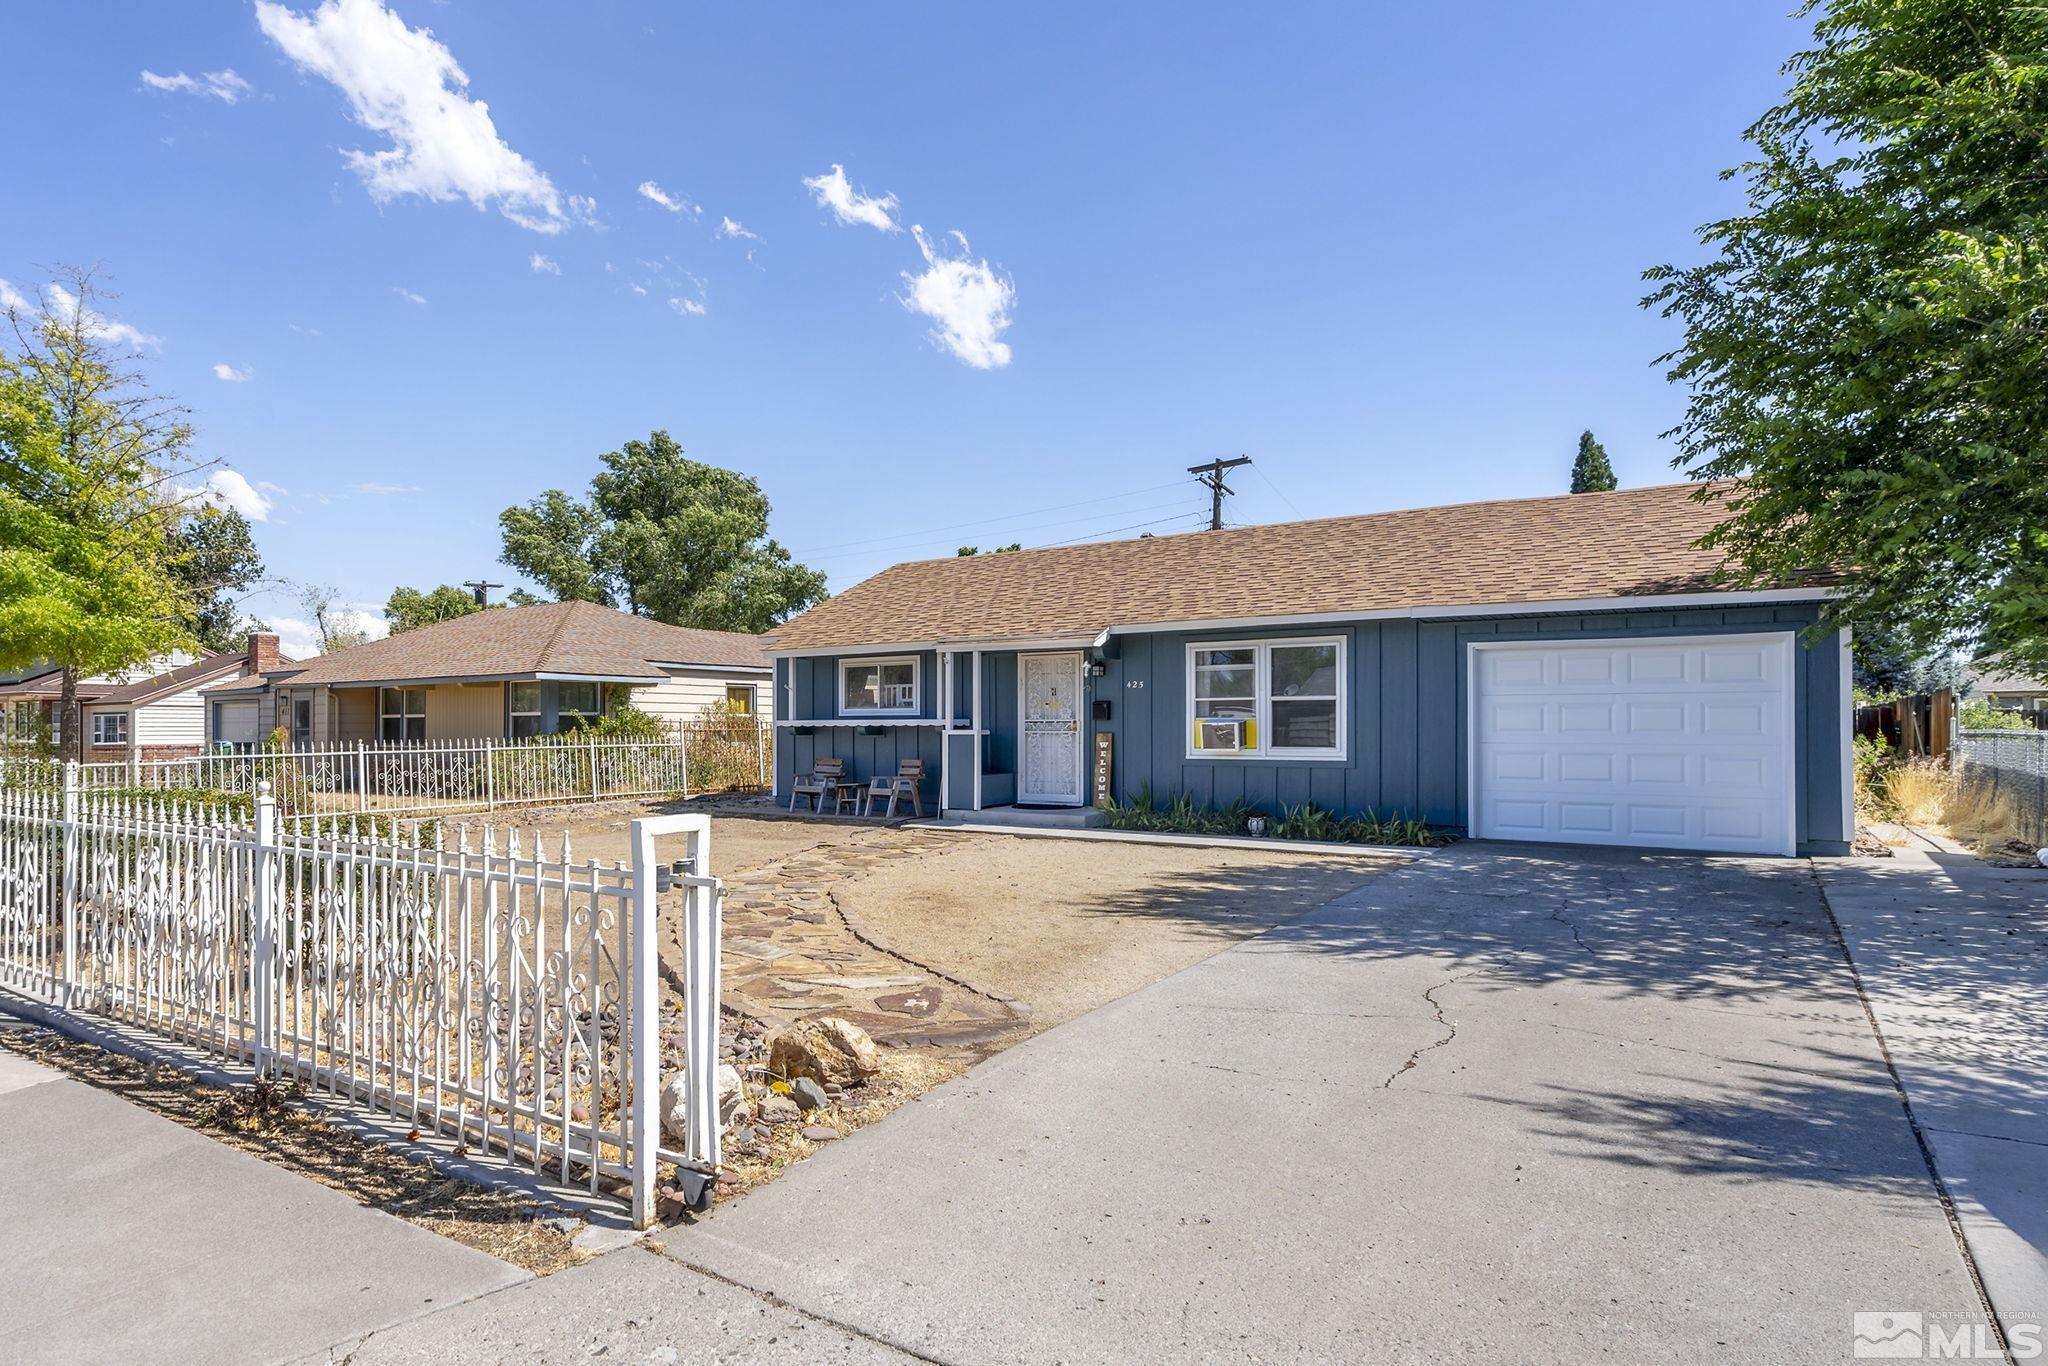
1955 729 2048 848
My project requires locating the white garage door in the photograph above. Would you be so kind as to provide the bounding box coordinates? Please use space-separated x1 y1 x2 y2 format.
215 700 259 746
1469 634 1797 856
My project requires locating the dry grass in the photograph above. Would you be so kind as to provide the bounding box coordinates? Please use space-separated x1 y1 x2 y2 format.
1941 781 2043 864
1882 761 1955 828
708 1048 966 1206
0 1029 589 1274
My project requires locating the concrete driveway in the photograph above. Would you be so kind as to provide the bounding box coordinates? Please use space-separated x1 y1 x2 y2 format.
667 845 1984 1364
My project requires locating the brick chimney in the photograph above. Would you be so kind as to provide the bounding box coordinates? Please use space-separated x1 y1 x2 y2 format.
245 632 281 676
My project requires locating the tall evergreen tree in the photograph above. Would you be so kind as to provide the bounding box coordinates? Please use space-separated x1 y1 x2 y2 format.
1570 431 1618 493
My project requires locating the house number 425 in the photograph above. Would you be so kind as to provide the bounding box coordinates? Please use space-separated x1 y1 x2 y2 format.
1125 680 1145 689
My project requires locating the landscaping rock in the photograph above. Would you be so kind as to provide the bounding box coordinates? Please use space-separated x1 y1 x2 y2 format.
801 1125 842 1143
758 1094 801 1124
790 1077 829 1112
767 1016 881 1086
659 1063 752 1144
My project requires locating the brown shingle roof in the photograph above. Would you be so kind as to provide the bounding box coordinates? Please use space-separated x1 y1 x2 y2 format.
769 483 1818 651
273 601 770 687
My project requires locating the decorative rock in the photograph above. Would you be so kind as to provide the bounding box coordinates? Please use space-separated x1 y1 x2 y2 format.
767 1017 881 1087
801 1125 842 1143
660 1064 752 1144
757 1094 801 1124
790 1077 829 1112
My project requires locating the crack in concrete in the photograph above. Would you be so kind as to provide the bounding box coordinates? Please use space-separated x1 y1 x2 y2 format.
1380 972 1480 1089
1549 900 1593 957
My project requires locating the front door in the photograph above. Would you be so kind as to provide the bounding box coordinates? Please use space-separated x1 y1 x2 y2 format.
1018 651 1085 805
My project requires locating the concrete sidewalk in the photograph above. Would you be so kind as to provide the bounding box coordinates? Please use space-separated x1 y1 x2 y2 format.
663 846 1982 1364
0 1034 525 1366
1819 848 2048 1345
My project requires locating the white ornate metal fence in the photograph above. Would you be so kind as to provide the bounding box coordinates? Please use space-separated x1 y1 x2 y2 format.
1956 728 2048 848
0 767 724 1226
68 726 771 818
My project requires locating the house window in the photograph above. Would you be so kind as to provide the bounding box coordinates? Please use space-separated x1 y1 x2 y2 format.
557 681 602 730
90 711 129 747
1186 637 1345 759
839 656 919 715
379 687 426 743
509 682 544 739
725 684 756 717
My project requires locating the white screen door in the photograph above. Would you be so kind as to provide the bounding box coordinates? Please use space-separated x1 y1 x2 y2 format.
1018 652 1085 805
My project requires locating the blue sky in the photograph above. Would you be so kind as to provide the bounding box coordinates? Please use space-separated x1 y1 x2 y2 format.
1 0 1807 655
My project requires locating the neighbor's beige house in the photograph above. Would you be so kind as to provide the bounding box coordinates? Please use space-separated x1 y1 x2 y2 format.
202 601 771 749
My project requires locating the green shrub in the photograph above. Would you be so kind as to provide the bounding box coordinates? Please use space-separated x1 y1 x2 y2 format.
1100 787 1446 847
1959 699 2034 731
1853 734 1900 821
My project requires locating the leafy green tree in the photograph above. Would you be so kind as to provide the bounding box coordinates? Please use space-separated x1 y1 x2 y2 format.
385 583 485 633
955 542 1022 556
173 505 266 652
0 270 194 756
1647 0 2048 673
499 431 827 632
1569 431 1616 494
1852 621 1967 701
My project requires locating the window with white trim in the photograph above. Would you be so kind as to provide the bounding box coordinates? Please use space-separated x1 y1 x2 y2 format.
839 656 920 715
90 711 129 747
556 681 602 730
380 687 426 743
508 682 544 739
725 684 756 716
1186 636 1345 759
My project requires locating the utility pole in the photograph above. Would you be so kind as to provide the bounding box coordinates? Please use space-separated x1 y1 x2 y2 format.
1188 456 1251 531
463 579 503 607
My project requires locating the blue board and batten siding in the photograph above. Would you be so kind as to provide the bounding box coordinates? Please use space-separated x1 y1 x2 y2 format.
774 602 1852 854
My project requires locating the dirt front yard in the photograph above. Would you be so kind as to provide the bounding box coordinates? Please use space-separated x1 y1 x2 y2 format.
502 798 1400 1041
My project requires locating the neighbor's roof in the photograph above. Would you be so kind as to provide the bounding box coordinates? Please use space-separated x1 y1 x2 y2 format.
87 651 262 708
768 482 1825 652
1969 665 2048 693
268 600 771 687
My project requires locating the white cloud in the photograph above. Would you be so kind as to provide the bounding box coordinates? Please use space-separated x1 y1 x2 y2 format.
180 468 276 522
6 281 162 351
803 164 899 232
716 216 759 241
901 226 1016 369
393 286 427 305
213 362 252 382
352 481 419 495
629 283 648 296
255 0 569 233
668 296 707 317
567 194 598 225
637 180 699 217
141 68 254 103
529 252 560 275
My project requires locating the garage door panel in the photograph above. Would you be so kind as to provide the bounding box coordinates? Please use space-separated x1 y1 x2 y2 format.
1471 636 1795 856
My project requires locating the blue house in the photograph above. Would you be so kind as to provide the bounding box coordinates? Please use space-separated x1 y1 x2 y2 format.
765 483 1853 856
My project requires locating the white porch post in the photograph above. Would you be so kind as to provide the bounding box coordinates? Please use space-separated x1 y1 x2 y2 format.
970 650 984 813
938 649 953 814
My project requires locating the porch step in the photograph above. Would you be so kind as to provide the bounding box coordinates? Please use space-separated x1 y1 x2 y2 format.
933 805 1107 831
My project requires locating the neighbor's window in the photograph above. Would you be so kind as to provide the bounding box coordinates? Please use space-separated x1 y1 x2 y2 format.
726 684 756 717
1186 637 1345 759
557 681 602 730
379 687 426 743
839 656 919 715
509 681 544 739
90 711 129 746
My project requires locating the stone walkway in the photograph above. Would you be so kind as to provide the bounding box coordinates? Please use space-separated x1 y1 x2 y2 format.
667 827 1028 1053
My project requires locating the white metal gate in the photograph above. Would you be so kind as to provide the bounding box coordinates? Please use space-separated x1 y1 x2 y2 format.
1018 652 1084 805
0 768 722 1226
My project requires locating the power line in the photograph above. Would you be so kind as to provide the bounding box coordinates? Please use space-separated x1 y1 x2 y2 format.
1250 461 1303 518
791 479 1189 558
1031 511 1207 549
803 496 1196 564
